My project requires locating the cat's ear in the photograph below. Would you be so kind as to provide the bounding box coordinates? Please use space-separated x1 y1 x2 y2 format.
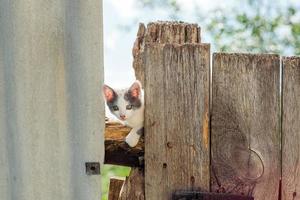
129 80 142 98
103 85 116 102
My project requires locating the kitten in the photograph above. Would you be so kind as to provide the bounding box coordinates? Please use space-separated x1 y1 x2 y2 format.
103 80 144 147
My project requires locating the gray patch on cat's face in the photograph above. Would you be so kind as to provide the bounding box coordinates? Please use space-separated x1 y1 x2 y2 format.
124 90 141 109
106 91 118 112
105 86 143 121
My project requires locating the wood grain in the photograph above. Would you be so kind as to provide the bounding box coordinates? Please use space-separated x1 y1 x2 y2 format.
144 43 210 200
119 168 145 200
144 21 201 44
211 53 280 200
132 21 201 86
104 121 144 167
282 56 300 200
108 177 125 200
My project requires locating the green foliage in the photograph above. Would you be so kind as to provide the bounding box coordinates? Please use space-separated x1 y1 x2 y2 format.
204 1 300 54
136 0 300 55
101 165 131 200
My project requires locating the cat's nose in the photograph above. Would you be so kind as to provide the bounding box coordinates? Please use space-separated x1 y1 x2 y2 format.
120 115 126 120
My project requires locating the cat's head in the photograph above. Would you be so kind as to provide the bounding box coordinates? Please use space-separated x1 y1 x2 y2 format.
103 80 143 121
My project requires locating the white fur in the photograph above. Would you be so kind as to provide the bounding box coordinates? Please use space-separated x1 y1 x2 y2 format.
124 90 144 147
104 81 144 147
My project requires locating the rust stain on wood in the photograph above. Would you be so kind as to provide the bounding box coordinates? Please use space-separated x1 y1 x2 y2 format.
202 93 209 150
202 111 209 150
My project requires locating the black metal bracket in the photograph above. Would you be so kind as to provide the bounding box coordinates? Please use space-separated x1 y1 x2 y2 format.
173 191 254 200
85 162 100 175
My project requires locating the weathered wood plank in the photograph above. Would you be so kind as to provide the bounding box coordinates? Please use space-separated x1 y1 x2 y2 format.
145 43 210 200
145 21 201 44
119 168 145 200
130 21 202 200
108 177 125 200
282 56 300 200
104 121 144 167
211 53 280 200
132 21 201 86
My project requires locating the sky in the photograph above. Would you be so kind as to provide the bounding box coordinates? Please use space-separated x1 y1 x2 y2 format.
103 0 300 88
102 0 230 118
103 0 230 88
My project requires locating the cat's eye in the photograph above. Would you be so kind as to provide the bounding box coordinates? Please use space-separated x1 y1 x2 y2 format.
126 105 133 110
112 105 119 111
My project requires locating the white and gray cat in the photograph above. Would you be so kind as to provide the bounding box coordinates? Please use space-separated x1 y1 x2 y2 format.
103 80 144 147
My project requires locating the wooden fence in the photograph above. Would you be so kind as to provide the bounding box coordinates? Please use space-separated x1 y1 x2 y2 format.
104 21 300 200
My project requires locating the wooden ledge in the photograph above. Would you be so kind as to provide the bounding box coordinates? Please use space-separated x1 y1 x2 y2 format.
105 121 144 167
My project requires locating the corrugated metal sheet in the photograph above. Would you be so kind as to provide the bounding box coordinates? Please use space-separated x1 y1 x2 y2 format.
0 0 104 199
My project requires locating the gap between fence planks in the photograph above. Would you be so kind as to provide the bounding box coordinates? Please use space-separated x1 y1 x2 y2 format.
105 122 145 200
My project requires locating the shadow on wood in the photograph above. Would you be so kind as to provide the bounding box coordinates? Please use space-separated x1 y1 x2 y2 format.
105 121 144 167
173 191 254 200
